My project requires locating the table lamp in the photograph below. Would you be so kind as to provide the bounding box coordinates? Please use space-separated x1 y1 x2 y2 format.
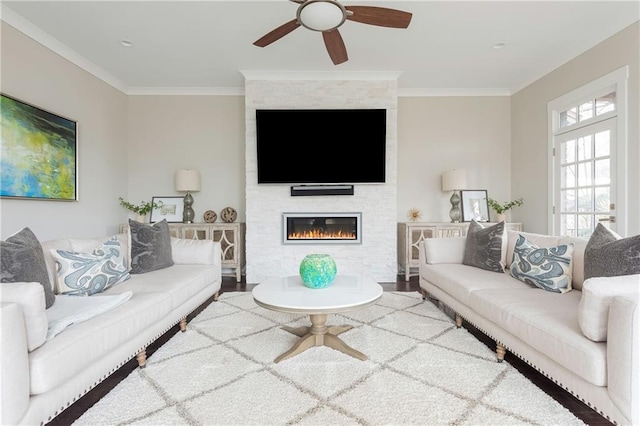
175 169 201 223
442 169 467 223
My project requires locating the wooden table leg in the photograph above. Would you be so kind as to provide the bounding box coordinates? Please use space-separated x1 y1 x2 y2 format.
274 314 367 363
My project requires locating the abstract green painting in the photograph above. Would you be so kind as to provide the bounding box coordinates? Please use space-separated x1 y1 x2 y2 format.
1 94 77 200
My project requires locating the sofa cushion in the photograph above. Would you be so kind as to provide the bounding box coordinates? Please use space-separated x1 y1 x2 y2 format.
128 219 174 274
463 221 506 273
1 227 55 308
578 274 640 342
423 237 466 264
510 234 574 293
103 265 220 310
30 291 172 395
51 237 130 296
421 263 528 307
584 224 640 279
469 288 607 386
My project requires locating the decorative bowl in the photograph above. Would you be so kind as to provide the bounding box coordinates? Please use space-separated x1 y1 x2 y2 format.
299 254 337 289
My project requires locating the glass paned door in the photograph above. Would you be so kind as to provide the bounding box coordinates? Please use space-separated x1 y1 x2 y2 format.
554 118 617 237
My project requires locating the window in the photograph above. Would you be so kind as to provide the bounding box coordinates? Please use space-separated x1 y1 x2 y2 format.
554 119 616 237
548 67 628 237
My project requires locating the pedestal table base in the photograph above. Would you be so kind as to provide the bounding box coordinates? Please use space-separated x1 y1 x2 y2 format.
274 313 366 363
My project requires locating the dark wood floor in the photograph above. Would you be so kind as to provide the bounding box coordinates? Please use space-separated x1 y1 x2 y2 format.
48 275 613 426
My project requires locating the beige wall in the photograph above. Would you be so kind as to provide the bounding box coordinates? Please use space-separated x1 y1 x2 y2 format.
397 96 512 223
0 23 129 240
3 18 637 243
126 96 245 223
511 22 639 236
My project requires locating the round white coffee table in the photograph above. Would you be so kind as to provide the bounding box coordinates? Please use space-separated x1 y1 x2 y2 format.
252 274 383 363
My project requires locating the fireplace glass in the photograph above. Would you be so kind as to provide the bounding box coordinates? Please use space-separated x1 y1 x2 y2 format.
283 213 362 244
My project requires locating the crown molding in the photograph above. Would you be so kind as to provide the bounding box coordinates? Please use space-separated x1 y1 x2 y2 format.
127 87 245 96
240 70 403 81
398 87 511 97
1 4 130 94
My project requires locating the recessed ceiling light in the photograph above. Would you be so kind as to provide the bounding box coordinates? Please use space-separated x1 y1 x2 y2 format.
120 40 134 48
493 42 506 50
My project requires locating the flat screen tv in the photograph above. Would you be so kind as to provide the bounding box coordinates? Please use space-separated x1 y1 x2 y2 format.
256 109 386 184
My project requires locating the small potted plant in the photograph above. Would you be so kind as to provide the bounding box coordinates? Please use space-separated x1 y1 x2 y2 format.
119 197 162 222
487 197 524 222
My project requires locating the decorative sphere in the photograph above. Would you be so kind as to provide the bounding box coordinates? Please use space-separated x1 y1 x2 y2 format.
299 254 337 289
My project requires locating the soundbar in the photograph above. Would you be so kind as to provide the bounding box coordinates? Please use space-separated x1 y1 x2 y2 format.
290 185 355 196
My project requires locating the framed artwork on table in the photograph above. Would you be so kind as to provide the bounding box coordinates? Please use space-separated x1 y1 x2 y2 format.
461 190 490 222
1 94 78 201
150 196 184 223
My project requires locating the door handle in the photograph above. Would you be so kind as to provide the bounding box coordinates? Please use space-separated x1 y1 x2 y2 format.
598 216 616 223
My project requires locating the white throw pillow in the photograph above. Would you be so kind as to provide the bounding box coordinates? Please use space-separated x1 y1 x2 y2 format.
171 237 216 265
578 274 640 342
423 237 466 264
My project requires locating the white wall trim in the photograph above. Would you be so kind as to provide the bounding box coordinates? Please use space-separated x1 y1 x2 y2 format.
240 70 402 81
127 87 245 96
1 4 130 94
398 88 511 97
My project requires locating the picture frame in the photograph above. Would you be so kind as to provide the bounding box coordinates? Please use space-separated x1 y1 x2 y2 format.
1 94 78 201
150 196 184 223
461 190 490 222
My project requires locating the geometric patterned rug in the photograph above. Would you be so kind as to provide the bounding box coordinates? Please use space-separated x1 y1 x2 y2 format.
73 291 584 425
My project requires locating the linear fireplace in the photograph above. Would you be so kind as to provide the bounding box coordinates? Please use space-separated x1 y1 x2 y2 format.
282 213 362 245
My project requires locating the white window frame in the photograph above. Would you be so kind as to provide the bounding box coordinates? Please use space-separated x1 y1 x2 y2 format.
547 66 628 236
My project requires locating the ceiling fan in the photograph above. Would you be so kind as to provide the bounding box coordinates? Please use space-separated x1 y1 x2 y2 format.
253 0 412 65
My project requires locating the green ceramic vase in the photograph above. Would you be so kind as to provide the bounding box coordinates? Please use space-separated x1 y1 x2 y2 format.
299 254 337 289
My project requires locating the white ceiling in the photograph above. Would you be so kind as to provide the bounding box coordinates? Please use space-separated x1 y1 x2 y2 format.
3 1 639 96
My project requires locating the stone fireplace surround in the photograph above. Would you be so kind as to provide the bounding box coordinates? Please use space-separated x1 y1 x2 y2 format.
243 71 399 284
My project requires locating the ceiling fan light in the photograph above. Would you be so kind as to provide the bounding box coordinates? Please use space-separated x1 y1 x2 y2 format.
298 1 346 32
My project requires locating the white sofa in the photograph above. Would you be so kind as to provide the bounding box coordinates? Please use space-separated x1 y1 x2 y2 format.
419 230 639 426
0 234 222 425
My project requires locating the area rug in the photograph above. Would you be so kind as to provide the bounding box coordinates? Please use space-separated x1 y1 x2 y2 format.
73 291 584 425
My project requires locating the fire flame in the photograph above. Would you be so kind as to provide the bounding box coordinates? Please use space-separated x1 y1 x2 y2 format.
289 229 356 240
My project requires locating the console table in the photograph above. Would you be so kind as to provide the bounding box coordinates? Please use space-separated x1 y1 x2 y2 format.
397 222 523 281
120 222 245 282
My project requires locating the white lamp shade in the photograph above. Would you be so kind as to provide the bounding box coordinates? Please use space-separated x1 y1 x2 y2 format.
175 169 201 192
442 169 467 191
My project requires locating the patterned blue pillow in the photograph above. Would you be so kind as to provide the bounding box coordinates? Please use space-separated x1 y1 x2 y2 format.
52 237 130 296
510 235 575 293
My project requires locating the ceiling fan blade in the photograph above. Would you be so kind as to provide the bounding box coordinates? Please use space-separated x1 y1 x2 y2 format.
322 29 348 65
345 6 412 28
253 19 300 47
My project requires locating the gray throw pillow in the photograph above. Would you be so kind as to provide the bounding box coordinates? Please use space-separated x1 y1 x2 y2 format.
129 219 174 274
1 227 55 308
584 223 640 280
463 220 506 273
